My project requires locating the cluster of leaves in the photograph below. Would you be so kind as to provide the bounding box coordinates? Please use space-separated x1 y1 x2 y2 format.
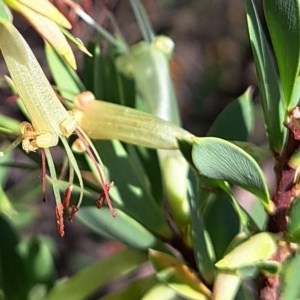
1 0 300 299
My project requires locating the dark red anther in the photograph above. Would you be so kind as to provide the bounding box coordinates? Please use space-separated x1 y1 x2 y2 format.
55 203 65 237
96 182 114 209
68 205 79 221
42 194 47 203
96 194 105 209
63 184 73 208
6 93 19 102
75 128 116 218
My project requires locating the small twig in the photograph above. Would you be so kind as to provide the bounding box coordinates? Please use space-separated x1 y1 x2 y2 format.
259 111 300 299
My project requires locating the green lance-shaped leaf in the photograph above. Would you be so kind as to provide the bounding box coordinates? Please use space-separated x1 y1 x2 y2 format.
158 149 191 228
187 171 216 285
246 0 286 153
0 144 13 189
212 271 241 300
263 0 300 107
290 76 300 108
45 248 147 300
203 192 241 261
232 141 270 163
191 137 272 212
76 206 170 253
287 196 300 243
81 139 172 239
215 232 277 270
0 114 21 135
256 261 281 276
45 43 85 101
280 252 300 300
0 214 32 299
141 283 178 300
101 276 158 300
231 261 280 278
149 249 211 300
207 87 254 141
180 138 266 231
17 236 56 288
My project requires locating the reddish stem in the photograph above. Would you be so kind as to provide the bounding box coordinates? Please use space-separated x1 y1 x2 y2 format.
260 122 300 299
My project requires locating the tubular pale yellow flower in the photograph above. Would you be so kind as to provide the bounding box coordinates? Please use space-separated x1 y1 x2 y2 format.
115 36 180 125
0 22 75 145
72 92 194 150
116 36 192 230
0 22 115 235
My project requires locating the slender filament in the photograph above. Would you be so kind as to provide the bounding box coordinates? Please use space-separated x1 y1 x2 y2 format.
0 136 23 156
44 147 61 206
40 148 47 202
75 128 116 217
59 135 84 208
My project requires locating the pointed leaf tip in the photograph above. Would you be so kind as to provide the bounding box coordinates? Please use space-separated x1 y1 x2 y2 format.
7 0 72 29
191 137 272 212
263 0 300 106
215 232 277 270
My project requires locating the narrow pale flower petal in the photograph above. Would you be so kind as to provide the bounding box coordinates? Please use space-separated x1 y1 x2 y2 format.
0 22 75 138
5 0 72 29
0 22 116 234
5 0 76 69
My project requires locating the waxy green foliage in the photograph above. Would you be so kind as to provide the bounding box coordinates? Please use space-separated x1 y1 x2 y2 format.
1 0 300 299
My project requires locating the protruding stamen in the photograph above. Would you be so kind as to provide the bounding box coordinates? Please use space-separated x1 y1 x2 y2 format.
96 182 114 209
40 148 47 202
96 195 104 209
63 183 73 208
96 182 116 217
44 148 62 206
59 136 84 209
55 203 65 237
75 128 116 218
68 205 79 221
